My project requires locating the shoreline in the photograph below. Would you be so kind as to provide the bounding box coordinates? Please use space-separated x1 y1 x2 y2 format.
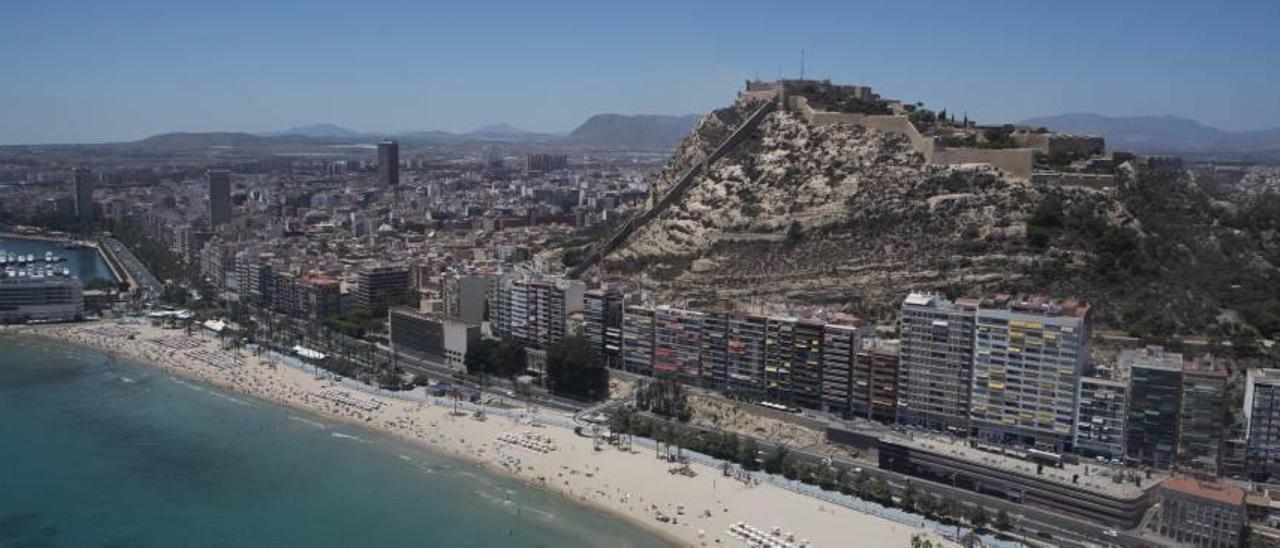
13 321 952 548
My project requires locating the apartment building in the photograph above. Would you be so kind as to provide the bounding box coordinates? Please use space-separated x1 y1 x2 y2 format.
1074 375 1130 461
583 287 624 369
442 273 489 324
819 320 864 417
1245 368 1280 482
621 304 656 376
764 316 798 404
898 292 978 434
1152 476 1245 548
790 319 826 410
653 305 705 383
1179 359 1227 475
855 339 900 424
490 274 584 350
711 311 768 398
1125 346 1184 470
969 297 1091 453
356 265 410 317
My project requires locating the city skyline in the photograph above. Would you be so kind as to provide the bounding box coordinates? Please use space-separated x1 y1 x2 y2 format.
2 0 1279 145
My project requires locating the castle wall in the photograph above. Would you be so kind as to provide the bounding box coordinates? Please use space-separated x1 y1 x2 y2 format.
1031 172 1117 190
1014 133 1106 158
787 95 1033 180
931 147 1034 180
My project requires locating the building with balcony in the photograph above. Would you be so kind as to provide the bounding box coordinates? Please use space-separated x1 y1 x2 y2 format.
583 286 624 369
653 305 705 383
968 297 1091 453
356 265 410 317
621 304 655 376
1179 359 1227 475
819 319 864 417
490 274 584 350
1074 375 1129 461
898 292 978 434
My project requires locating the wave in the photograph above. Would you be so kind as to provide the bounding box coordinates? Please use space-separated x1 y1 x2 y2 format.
170 377 250 407
523 506 557 521
288 415 328 430
171 378 208 394
330 432 367 443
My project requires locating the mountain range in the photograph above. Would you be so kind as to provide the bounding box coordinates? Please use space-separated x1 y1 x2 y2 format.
1021 113 1280 160
564 114 701 150
246 114 700 150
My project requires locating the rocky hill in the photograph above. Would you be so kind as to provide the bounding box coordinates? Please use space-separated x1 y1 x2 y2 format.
574 96 1280 342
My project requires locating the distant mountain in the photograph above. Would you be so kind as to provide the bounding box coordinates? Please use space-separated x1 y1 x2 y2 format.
564 114 700 150
469 123 531 136
127 132 332 151
464 123 561 143
281 123 360 138
10 114 703 151
1021 113 1280 160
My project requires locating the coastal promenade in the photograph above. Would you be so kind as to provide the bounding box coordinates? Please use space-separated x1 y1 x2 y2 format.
25 321 962 548
268 350 1013 547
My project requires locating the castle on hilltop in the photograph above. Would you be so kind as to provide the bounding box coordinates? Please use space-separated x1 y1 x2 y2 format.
742 79 1123 187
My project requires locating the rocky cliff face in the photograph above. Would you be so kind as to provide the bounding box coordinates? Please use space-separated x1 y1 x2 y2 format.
584 97 1280 340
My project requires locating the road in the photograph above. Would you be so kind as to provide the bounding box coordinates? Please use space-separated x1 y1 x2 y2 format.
222 311 1147 545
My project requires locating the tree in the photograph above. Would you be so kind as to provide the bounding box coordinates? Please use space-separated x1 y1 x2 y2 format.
738 437 760 471
785 220 805 245
464 335 496 375
763 445 790 475
995 508 1013 532
490 339 528 377
866 476 891 504
910 534 935 548
545 334 608 401
968 504 990 531
902 484 921 513
939 495 962 522
376 366 403 389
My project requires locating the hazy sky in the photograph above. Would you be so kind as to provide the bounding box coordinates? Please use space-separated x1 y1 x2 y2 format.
2 0 1277 144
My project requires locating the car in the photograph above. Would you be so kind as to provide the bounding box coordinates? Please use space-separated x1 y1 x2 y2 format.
1103 529 1119 538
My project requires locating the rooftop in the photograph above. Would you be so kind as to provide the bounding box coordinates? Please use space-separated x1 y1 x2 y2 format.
1120 345 1184 372
1160 476 1245 507
883 427 1161 498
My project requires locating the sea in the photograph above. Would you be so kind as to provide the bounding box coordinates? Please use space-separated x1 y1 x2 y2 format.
0 337 668 548
0 236 668 548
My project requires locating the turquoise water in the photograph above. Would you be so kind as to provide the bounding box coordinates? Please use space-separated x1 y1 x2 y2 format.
0 237 116 284
0 335 668 547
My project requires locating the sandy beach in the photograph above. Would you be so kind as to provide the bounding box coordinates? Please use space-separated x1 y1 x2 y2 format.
18 321 952 548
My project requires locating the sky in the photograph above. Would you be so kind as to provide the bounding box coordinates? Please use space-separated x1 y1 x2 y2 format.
1 0 1278 145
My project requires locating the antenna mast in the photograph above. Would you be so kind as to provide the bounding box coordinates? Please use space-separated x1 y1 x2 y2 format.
800 49 806 80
